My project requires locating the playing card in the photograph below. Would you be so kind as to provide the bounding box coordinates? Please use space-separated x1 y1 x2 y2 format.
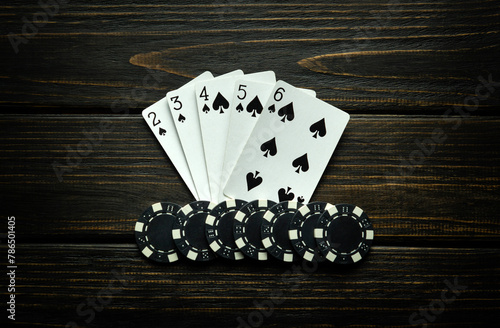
196 71 277 202
195 70 245 202
223 80 350 203
142 97 199 200
220 73 277 199
299 89 316 97
166 71 214 200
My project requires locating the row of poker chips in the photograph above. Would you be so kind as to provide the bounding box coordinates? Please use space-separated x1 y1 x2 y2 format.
135 199 374 264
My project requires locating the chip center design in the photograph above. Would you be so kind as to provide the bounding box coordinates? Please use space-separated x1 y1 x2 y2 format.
185 212 210 250
328 216 362 254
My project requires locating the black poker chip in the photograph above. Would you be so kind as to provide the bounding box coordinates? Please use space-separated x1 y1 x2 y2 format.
289 202 332 262
234 199 277 260
261 201 302 262
135 202 181 263
315 204 374 264
205 199 246 260
172 201 217 261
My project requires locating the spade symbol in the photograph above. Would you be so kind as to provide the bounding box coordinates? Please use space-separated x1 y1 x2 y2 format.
212 92 229 114
292 153 309 173
310 118 326 138
202 104 210 113
159 127 166 136
260 138 277 157
278 187 295 202
268 104 276 113
246 171 263 191
277 102 294 122
246 96 263 117
178 114 186 123
236 103 244 112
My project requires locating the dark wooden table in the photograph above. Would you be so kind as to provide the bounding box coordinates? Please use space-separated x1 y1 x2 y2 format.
1 1 499 327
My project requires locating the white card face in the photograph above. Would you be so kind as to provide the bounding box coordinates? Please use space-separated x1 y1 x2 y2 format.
224 80 350 203
142 97 198 200
195 70 244 202
220 75 277 197
243 71 276 83
300 88 316 97
166 71 214 200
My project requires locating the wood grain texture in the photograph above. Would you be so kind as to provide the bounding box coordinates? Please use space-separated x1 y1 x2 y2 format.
0 0 499 113
0 115 498 245
2 244 498 328
1 1 499 327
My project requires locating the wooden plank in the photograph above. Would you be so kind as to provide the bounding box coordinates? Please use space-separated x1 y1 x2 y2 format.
0 115 498 245
0 0 499 113
3 244 499 327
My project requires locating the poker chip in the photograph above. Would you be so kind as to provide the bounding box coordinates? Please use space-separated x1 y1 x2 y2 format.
315 204 374 264
135 202 181 263
261 201 302 262
173 201 217 261
234 199 277 260
205 199 246 260
289 202 332 262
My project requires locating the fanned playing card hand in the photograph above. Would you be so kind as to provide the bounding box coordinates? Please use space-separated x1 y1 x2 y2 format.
223 80 349 203
143 72 349 204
